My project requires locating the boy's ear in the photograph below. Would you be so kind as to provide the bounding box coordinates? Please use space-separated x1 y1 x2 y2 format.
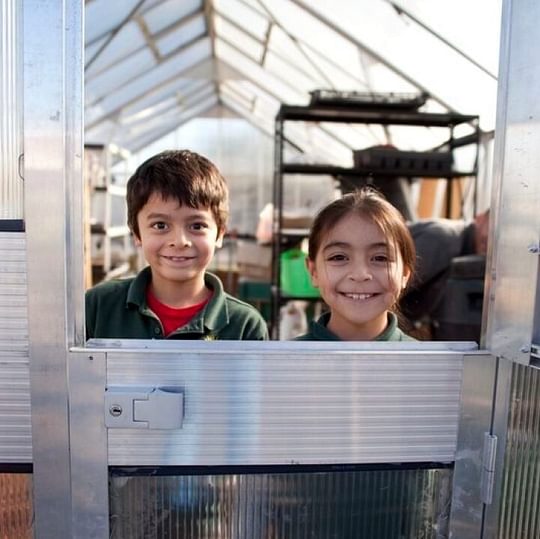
215 229 225 249
132 230 142 246
306 257 319 287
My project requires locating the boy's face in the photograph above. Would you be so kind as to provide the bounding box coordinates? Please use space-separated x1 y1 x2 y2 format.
307 213 410 340
135 194 223 294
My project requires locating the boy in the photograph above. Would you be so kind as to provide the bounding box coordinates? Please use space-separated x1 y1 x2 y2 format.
85 149 268 340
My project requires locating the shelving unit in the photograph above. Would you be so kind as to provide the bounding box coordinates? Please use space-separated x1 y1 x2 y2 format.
271 94 480 338
84 144 134 287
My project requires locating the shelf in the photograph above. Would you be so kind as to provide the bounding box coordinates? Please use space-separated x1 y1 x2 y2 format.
281 228 310 237
281 163 475 179
278 105 478 127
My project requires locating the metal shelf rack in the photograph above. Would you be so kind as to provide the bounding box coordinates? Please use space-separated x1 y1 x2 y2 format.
271 100 481 338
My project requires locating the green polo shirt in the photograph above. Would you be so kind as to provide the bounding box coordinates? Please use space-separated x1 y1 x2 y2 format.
85 267 268 340
295 311 414 341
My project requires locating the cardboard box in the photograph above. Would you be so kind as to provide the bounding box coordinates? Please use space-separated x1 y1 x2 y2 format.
282 214 313 229
236 241 272 281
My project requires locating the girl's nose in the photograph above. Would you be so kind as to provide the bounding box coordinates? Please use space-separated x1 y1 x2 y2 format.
348 263 372 281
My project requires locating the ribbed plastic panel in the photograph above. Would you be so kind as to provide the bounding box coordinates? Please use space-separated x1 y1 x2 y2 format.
109 468 452 539
0 232 31 462
107 349 464 465
0 0 23 219
498 363 540 539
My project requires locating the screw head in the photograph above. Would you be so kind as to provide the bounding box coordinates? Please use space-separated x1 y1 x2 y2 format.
109 404 123 417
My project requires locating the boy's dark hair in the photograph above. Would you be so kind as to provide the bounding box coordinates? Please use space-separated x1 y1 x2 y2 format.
308 187 416 295
126 149 229 238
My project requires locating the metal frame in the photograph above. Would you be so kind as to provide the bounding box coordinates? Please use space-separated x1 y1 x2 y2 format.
483 0 540 366
13 1 540 538
23 0 84 537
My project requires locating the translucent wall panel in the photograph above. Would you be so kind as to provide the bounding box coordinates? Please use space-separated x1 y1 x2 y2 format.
132 117 273 235
498 363 540 539
110 467 452 539
0 0 23 219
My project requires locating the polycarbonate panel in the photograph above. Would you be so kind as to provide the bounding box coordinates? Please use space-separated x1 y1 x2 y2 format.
214 0 269 40
85 21 145 78
102 343 466 466
0 0 23 219
215 38 304 103
143 0 201 35
0 233 31 462
85 0 142 44
121 78 208 119
124 94 219 152
0 474 32 538
86 37 211 128
156 15 206 57
86 48 157 103
497 363 540 539
214 13 264 62
296 0 499 129
109 467 452 539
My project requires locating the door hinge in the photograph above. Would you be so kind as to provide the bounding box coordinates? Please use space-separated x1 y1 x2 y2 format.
480 432 497 504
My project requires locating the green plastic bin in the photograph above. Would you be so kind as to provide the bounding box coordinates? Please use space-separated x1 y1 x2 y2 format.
280 248 320 298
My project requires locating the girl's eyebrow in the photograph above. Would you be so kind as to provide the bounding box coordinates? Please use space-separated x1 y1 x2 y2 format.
322 240 389 251
322 241 351 252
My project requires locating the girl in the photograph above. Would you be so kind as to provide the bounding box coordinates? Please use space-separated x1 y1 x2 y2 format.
296 187 416 341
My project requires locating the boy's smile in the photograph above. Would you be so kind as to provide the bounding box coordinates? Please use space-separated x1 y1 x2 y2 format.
307 213 410 340
135 194 223 306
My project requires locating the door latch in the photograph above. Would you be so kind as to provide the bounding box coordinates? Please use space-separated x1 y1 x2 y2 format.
105 386 184 429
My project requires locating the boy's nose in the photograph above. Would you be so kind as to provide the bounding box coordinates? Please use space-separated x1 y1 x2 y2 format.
169 229 191 247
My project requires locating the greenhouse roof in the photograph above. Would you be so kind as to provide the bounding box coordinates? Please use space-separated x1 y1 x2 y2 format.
85 0 501 158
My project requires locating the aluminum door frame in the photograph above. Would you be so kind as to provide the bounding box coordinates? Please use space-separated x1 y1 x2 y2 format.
23 0 84 537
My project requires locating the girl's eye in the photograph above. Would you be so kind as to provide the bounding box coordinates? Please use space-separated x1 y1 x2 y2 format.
327 253 348 262
372 254 391 263
151 221 168 231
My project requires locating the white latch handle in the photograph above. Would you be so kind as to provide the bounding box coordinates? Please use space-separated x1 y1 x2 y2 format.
105 386 184 430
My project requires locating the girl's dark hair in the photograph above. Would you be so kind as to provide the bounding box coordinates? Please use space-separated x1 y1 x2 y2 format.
308 187 416 288
126 149 229 238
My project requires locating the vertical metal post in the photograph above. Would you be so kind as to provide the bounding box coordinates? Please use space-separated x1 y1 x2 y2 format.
69 351 109 538
449 353 497 539
23 0 84 536
271 112 284 339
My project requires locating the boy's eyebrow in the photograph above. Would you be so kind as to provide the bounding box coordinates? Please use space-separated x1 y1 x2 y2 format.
144 212 171 220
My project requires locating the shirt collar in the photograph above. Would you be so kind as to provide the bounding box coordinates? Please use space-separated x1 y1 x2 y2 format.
310 311 400 341
125 267 229 333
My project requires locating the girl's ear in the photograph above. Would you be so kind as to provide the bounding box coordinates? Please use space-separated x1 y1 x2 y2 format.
306 257 319 287
401 266 411 289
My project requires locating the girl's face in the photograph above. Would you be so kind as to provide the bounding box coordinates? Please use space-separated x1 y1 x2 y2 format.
307 212 410 340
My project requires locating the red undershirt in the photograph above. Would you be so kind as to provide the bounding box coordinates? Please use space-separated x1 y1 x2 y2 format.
146 289 210 337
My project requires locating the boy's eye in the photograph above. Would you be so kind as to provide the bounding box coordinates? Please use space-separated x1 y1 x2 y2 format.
191 221 209 231
151 221 168 231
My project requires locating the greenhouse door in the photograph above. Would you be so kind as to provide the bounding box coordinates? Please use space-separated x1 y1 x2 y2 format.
65 340 494 539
